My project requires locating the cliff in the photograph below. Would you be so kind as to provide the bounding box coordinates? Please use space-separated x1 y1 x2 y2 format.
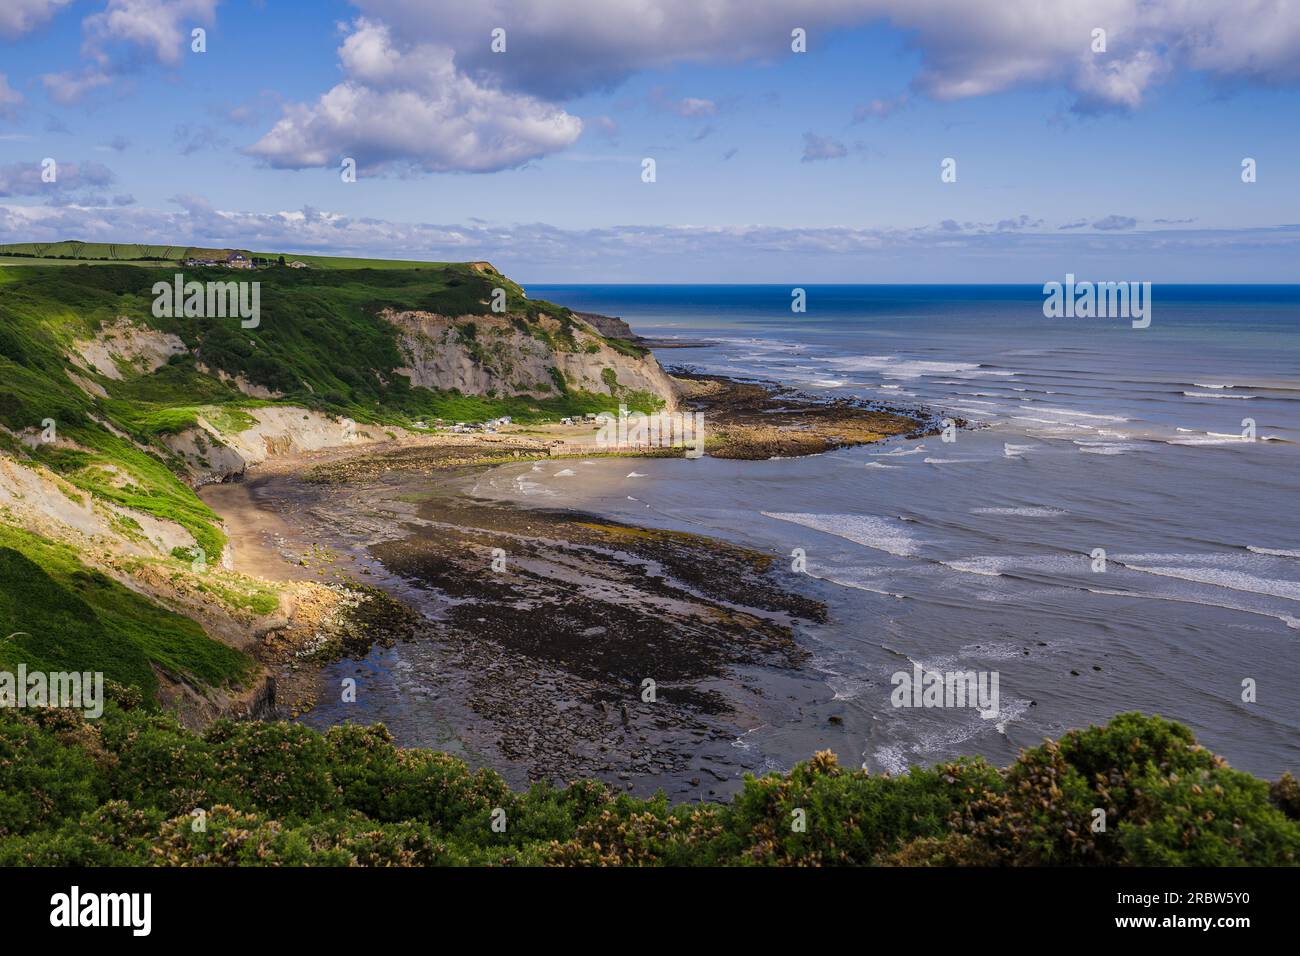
0 251 676 717
381 308 678 410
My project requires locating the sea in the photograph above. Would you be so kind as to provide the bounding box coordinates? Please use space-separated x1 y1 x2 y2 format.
462 283 1300 779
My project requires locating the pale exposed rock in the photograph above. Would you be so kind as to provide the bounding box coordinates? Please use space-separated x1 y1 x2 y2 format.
0 452 196 555
380 308 680 410
71 316 187 380
65 367 109 399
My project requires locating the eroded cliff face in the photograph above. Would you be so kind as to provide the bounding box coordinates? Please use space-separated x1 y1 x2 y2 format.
379 308 680 410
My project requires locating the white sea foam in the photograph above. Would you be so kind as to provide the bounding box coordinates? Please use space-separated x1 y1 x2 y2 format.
1183 391 1254 399
553 468 576 477
870 444 926 457
1166 435 1245 445
970 506 1067 517
1123 563 1300 602
1247 546 1300 558
762 511 920 556
1075 441 1144 455
1027 405 1130 422
940 557 1005 576
626 471 647 478
512 476 554 497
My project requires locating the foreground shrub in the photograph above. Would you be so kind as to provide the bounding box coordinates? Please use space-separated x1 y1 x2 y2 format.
0 707 1294 866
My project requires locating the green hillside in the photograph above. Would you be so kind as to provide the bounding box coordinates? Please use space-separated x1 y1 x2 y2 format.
0 248 668 713
0 525 254 704
0 241 451 270
0 256 656 564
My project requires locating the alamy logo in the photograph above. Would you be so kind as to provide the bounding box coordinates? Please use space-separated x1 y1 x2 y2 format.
890 664 999 719
50 886 151 936
0 662 104 718
1043 273 1151 328
153 273 261 328
596 404 705 458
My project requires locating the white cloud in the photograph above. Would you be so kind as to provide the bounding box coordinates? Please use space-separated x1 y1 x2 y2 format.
351 1 1300 111
82 0 220 66
247 18 582 173
0 0 71 38
8 195 1290 282
40 0 220 104
41 68 112 105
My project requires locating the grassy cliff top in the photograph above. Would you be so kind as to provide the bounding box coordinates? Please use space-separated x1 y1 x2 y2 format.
0 241 457 271
0 252 658 564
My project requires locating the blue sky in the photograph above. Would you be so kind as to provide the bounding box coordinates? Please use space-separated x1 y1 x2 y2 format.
2 0 1299 281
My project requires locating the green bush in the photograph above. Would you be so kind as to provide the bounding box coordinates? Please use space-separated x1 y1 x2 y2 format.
0 705 1294 866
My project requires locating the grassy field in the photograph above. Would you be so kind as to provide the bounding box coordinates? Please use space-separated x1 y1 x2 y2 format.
0 241 451 270
251 252 454 270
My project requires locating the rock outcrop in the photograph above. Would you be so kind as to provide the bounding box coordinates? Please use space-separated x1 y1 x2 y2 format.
380 308 679 410
574 311 638 341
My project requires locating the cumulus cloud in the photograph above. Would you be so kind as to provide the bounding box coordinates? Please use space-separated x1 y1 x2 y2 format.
351 0 1300 112
801 132 847 162
247 18 582 173
40 0 220 103
0 0 72 38
82 0 219 66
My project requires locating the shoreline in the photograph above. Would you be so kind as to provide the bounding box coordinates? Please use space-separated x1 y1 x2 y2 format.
198 374 928 795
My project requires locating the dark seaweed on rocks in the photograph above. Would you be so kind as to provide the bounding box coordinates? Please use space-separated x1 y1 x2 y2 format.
361 498 827 785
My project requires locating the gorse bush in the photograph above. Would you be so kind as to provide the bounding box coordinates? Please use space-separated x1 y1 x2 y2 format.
0 700 1294 866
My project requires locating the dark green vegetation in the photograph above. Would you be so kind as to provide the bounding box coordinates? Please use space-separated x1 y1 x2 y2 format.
0 702 1294 865
0 525 254 704
0 257 657 563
